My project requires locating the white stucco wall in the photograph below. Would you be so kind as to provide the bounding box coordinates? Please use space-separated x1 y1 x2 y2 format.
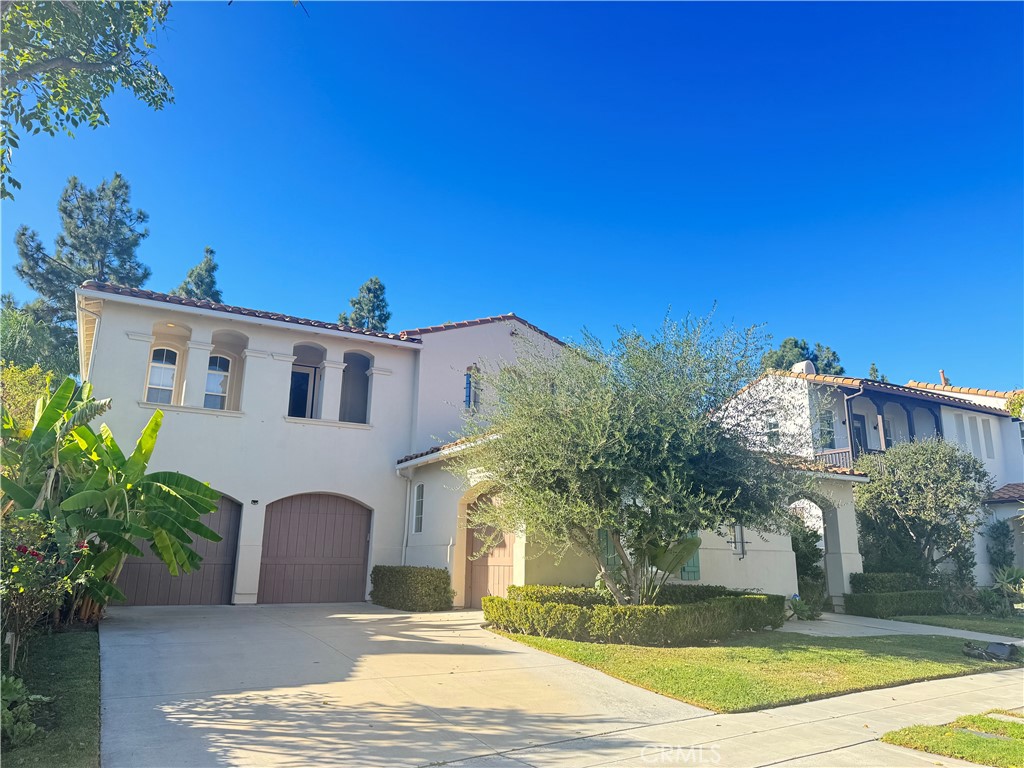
685 529 798 597
81 294 420 604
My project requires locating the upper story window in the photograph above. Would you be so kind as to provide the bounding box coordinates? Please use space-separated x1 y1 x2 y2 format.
465 365 480 411
766 419 780 448
204 355 231 410
819 409 836 450
1019 422 1024 453
413 483 424 534
289 343 326 419
340 352 371 424
146 348 177 404
883 417 894 449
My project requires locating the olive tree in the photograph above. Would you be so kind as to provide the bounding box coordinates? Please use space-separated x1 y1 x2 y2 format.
854 438 994 577
449 316 811 605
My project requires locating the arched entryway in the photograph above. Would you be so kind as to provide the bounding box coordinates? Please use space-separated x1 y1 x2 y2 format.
118 495 242 605
257 493 371 603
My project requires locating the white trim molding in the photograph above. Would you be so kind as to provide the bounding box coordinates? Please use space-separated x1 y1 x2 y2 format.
126 331 156 343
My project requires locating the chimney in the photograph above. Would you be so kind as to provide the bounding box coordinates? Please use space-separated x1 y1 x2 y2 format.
939 369 949 386
791 360 817 375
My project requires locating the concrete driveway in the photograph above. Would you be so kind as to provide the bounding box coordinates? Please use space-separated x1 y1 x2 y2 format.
100 603 707 767
101 604 1023 768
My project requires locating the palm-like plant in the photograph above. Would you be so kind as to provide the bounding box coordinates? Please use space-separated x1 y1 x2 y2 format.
2 377 221 622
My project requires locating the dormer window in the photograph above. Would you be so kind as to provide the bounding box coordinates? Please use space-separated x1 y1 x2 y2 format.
146 348 177 404
205 355 231 410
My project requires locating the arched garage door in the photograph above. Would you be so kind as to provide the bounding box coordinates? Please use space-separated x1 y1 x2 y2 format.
258 493 371 603
117 496 242 605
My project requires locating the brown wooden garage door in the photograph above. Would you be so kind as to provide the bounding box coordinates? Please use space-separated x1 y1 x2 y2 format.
257 494 371 603
466 526 515 609
117 497 242 605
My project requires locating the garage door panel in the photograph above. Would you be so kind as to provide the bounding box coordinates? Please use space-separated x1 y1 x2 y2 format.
118 497 241 606
257 494 370 604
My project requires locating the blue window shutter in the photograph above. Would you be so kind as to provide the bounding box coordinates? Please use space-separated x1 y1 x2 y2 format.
465 372 473 409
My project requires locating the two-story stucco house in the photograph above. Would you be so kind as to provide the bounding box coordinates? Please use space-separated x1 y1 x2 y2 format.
757 363 1024 590
77 281 834 609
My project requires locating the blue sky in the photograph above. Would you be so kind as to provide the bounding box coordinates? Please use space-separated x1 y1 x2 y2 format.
2 2 1021 389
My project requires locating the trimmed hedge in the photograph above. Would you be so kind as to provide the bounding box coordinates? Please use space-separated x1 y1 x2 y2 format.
654 584 741 605
482 593 785 646
506 585 613 606
369 565 455 612
849 572 927 594
844 590 945 619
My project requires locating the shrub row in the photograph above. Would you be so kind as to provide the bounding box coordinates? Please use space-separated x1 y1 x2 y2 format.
482 594 785 646
843 590 945 619
506 583 759 607
369 565 455 612
848 572 926 594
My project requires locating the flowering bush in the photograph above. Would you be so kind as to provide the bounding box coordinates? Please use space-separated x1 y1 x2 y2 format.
0 516 71 670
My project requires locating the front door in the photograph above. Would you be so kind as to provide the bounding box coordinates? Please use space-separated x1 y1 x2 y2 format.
851 414 868 457
465 527 515 609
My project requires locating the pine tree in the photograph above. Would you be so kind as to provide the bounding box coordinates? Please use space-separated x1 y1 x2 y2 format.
172 247 223 302
338 277 391 332
867 362 889 382
12 173 151 370
761 337 845 375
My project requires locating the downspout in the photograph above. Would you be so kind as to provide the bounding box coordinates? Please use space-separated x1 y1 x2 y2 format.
397 467 413 565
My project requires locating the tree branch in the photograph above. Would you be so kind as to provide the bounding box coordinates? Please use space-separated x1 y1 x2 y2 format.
10 51 125 84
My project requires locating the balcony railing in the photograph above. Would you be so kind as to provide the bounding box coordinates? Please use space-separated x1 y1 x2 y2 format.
815 448 853 468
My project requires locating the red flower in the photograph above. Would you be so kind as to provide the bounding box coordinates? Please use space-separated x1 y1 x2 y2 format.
15 545 28 554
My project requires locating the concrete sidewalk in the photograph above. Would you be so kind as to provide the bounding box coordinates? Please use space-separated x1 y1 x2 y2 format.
781 612 1023 645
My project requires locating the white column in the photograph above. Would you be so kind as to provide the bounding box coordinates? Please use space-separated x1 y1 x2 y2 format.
366 366 392 424
821 479 864 612
182 340 215 408
232 501 265 604
320 360 346 421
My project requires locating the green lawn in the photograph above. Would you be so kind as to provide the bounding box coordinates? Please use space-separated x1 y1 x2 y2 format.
4 630 100 768
895 615 1024 638
499 630 1022 713
883 710 1024 768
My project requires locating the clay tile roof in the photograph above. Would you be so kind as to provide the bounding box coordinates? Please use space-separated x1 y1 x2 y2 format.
904 381 1024 399
397 438 473 466
400 313 565 347
79 281 420 344
987 483 1024 504
777 455 867 478
771 370 1012 416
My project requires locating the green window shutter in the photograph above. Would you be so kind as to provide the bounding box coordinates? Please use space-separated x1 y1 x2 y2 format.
679 532 700 581
597 529 621 569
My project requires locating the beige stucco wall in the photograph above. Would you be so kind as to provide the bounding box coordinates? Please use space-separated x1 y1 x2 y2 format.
81 293 420 604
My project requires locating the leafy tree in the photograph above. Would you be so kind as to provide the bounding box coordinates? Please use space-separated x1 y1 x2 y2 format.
791 523 824 582
12 173 151 370
1 1 173 198
853 438 994 576
0 363 52 429
0 305 77 377
339 276 391 331
867 363 889 382
1006 391 1023 419
450 316 809 605
761 337 845 375
172 247 223 303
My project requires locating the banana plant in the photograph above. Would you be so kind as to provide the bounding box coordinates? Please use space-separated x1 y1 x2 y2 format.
2 377 221 621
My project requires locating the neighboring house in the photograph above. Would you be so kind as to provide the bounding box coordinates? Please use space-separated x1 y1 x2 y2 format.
756 363 1024 590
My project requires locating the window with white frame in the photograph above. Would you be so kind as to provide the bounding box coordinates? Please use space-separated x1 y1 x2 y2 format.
204 355 231 410
146 348 178 404
413 483 424 534
883 417 894 449
819 410 836 450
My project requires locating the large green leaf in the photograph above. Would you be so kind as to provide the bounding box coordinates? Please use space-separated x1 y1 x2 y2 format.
143 471 220 503
60 489 107 511
152 529 177 576
27 377 76 447
174 514 222 543
99 424 126 465
649 536 701 575
123 411 162 482
1 477 37 509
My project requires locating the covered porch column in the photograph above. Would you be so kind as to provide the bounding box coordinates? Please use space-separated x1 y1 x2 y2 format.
816 476 866 613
